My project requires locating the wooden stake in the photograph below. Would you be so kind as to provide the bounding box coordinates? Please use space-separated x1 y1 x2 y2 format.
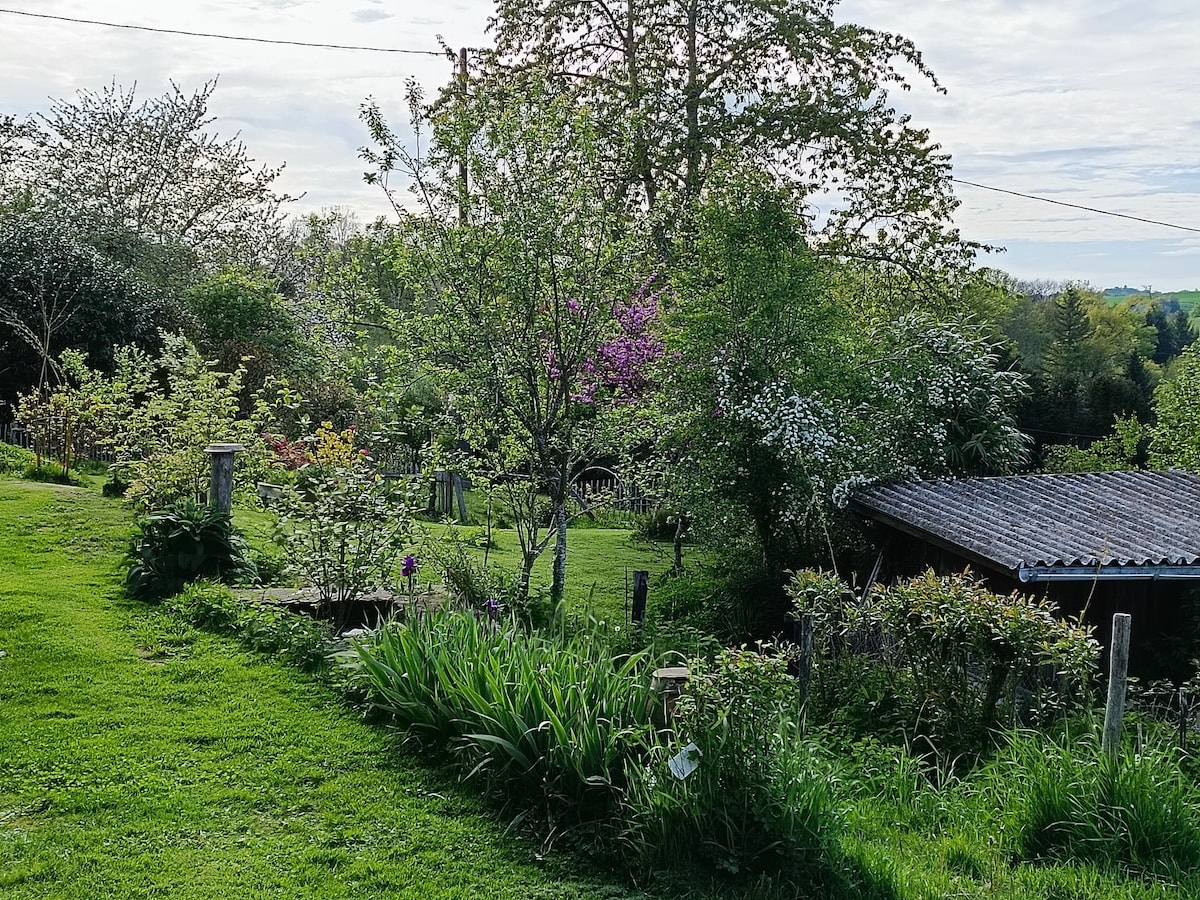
1102 612 1132 762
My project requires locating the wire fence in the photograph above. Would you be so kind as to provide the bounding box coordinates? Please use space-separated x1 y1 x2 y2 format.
790 608 1200 748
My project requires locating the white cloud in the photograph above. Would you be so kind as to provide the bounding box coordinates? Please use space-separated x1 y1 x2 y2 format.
2 0 1199 287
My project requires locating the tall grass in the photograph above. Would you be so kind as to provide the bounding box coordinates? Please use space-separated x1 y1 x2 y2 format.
985 729 1200 880
353 609 657 826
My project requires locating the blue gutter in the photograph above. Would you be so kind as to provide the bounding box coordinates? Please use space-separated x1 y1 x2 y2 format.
1018 566 1200 583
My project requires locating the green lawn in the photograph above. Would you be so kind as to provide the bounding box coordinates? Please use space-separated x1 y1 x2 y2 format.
0 480 645 899
4 478 1199 899
234 501 678 624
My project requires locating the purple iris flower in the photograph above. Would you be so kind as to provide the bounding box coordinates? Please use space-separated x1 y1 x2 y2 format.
401 555 418 578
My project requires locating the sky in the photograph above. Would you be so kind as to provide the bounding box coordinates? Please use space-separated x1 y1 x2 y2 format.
2 0 1199 291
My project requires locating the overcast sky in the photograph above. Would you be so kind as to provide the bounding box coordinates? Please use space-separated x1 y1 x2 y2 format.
3 0 1199 291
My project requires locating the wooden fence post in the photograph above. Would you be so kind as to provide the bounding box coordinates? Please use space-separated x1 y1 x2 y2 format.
631 570 649 624
204 443 245 514
1102 612 1132 762
798 613 814 699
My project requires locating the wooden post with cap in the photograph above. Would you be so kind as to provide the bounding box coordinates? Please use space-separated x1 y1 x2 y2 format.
204 443 245 514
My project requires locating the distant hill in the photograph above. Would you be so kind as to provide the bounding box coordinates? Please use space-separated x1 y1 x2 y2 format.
1102 287 1200 314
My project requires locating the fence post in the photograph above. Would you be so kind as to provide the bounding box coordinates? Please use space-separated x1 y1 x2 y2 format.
797 613 814 700
1102 612 1132 762
1180 686 1189 752
631 570 649 624
204 443 245 514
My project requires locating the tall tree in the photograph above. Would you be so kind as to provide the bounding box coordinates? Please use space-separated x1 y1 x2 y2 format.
4 80 291 267
0 212 156 410
362 74 650 605
476 0 972 279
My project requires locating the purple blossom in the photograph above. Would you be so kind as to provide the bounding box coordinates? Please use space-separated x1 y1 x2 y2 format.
573 275 667 405
401 555 418 578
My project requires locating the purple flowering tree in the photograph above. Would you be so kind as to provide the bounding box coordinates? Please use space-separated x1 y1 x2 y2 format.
362 72 664 605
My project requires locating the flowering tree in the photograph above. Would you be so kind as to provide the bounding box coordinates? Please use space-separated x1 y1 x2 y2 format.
659 172 1028 581
361 73 662 604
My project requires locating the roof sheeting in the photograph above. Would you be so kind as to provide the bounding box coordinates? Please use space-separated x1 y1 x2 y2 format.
850 470 1200 572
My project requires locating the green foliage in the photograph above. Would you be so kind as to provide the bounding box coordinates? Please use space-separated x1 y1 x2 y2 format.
185 268 311 407
362 72 648 606
998 282 1161 452
1150 342 1200 470
4 80 288 265
789 569 1099 759
0 442 35 474
165 581 335 672
126 499 256 602
419 526 553 627
482 0 974 277
353 609 657 824
658 176 1027 586
108 334 276 510
15 349 122 476
623 649 841 877
1042 416 1146 473
0 209 156 407
273 461 414 630
648 560 775 644
996 732 1200 880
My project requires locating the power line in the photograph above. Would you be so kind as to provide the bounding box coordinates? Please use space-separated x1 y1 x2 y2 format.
953 178 1200 235
0 7 446 55
6 6 1200 237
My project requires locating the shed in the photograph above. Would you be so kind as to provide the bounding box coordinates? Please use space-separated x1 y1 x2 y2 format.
848 470 1200 677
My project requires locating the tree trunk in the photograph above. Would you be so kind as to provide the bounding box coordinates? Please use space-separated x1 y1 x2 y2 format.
519 550 538 603
550 499 568 607
673 514 687 572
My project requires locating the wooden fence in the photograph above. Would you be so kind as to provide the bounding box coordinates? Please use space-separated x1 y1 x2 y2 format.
573 474 657 516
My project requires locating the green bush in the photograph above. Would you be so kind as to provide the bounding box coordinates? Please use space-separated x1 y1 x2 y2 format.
648 561 770 644
166 581 335 672
995 731 1200 879
621 648 841 876
421 528 553 628
789 569 1099 760
126 500 257 601
273 462 413 630
354 609 656 824
0 442 35 475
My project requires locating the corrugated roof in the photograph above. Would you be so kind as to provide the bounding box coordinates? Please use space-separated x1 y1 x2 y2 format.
850 470 1200 572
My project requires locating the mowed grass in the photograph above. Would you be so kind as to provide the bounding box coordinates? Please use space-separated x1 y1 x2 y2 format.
458 526 676 622
0 479 643 899
235 500 679 624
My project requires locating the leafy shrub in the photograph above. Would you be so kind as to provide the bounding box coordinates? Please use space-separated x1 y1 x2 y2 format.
126 500 257 601
0 442 35 475
166 581 335 672
420 527 553 627
621 648 840 876
649 561 772 645
789 569 1099 760
273 462 414 630
996 731 1200 879
353 609 656 824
